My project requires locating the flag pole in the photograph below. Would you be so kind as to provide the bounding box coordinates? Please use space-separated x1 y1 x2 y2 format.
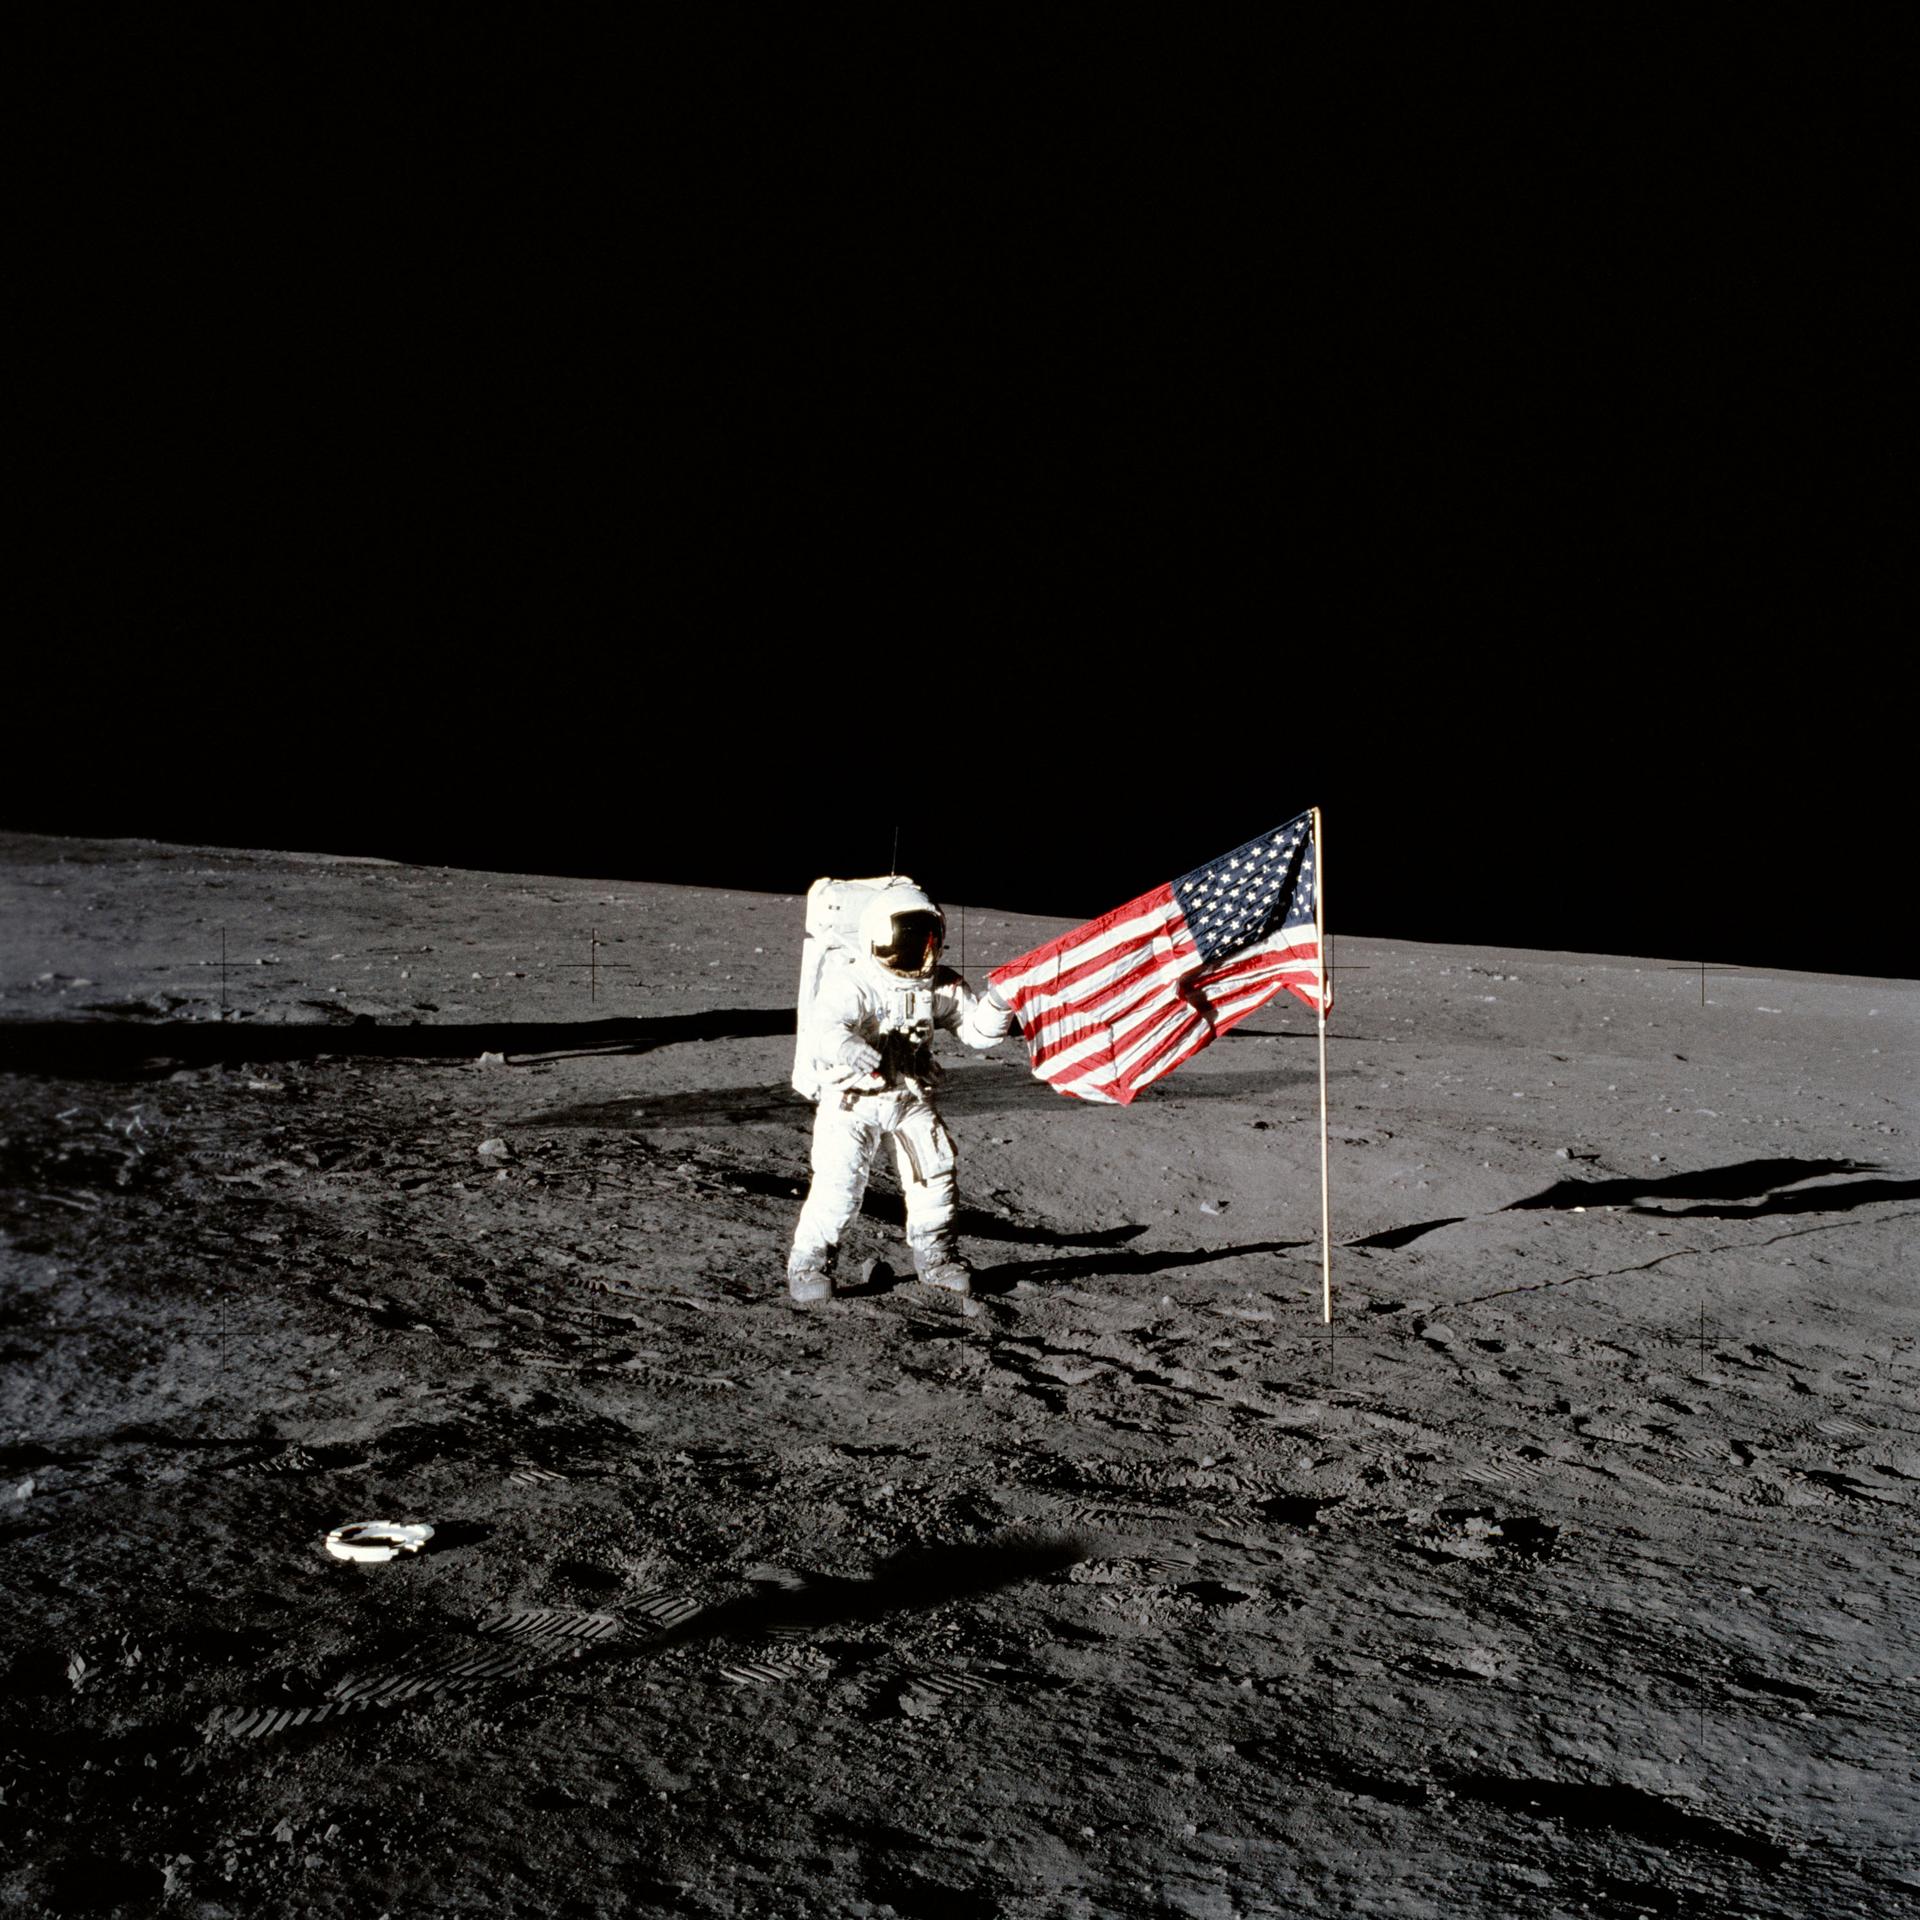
1312 806 1332 1324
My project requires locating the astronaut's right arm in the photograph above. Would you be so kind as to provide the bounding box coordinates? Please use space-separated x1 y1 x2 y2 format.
951 976 1016 1051
808 973 882 1085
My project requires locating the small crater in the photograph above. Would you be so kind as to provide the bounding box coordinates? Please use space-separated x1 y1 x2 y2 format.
1177 1579 1257 1607
1256 1494 1345 1527
1405 1508 1560 1566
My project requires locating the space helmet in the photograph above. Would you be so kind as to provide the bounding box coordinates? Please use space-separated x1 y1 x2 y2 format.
857 885 945 980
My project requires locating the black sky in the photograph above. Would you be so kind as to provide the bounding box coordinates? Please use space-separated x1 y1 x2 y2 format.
11 20 1908 975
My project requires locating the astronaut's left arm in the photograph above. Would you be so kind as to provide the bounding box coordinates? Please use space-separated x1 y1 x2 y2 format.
937 970 1016 1052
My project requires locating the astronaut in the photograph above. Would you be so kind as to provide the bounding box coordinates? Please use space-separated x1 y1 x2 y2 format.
788 883 1014 1303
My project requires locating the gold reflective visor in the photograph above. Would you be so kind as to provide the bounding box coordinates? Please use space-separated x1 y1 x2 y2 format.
874 911 942 976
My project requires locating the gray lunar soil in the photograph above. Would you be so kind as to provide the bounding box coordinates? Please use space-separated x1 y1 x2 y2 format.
1 831 1916 1919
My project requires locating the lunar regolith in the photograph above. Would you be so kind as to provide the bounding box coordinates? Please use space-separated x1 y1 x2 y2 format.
2 832 1914 1917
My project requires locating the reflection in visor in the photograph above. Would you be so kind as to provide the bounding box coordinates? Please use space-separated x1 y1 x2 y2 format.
875 911 942 975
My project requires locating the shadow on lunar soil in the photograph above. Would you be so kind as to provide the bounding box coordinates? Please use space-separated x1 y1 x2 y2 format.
1436 1774 1790 1868
678 1536 1088 1645
234 1539 1087 1735
1611 1176 1920 1219
1348 1217 1472 1251
532 1062 1341 1133
593 1152 1146 1253
972 1237 1311 1292
1348 1157 1917 1250
1502 1156 1896 1212
0 1009 794 1078
510 1095 1158 1250
1229 1740 1791 1871
835 1186 1151 1251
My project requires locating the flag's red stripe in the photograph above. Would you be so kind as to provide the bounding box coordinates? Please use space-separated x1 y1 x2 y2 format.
988 883 1174 990
1021 952 1320 1090
993 844 1325 1103
998 912 1191 1028
1195 936 1324 1005
1108 1003 1194 1081
1026 930 1295 1072
1114 1009 1203 1090
1200 962 1325 1031
1129 966 1317 1093
1201 958 1322 1013
1123 1025 1213 1097
1195 927 1317 980
1206 980 1307 1035
1098 949 1324 1100
1024 958 1192 1068
1205 974 1323 1026
1017 923 1197 1061
1201 928 1316 972
1023 935 1309 1082
1042 1033 1125 1097
1020 939 1189 1049
1034 984 1184 1084
1035 922 1192 1013
1035 986 1195 1100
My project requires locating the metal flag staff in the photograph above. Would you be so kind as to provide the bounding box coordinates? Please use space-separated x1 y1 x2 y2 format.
1313 806 1332 1324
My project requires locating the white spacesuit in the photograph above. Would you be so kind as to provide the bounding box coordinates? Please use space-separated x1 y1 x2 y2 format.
788 884 1013 1302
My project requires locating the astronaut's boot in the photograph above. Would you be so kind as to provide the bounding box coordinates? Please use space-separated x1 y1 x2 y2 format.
909 1232 972 1297
787 1246 837 1304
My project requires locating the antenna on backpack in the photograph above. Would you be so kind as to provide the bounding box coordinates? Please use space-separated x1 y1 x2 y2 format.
890 822 900 878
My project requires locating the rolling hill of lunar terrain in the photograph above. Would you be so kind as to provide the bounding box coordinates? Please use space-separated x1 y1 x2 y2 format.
2 831 1916 1919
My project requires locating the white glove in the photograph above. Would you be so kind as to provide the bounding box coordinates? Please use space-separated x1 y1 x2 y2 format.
959 990 1014 1048
836 1035 881 1075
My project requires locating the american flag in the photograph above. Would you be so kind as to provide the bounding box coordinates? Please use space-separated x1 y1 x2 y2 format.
989 811 1327 1106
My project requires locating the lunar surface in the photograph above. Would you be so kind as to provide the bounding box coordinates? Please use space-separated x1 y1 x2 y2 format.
2 831 1915 1918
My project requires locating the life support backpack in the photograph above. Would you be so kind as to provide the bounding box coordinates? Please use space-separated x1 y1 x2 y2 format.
791 875 934 1101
